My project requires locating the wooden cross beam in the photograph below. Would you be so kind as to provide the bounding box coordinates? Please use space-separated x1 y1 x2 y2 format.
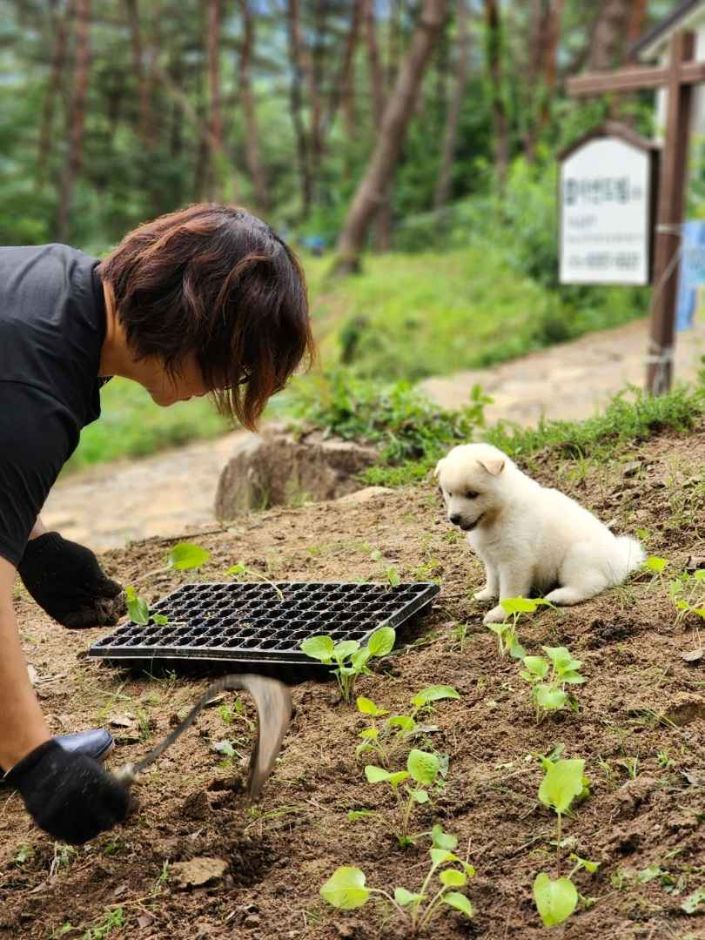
567 31 703 395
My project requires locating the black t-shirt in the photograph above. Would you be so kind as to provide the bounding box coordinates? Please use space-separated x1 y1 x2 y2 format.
0 244 106 566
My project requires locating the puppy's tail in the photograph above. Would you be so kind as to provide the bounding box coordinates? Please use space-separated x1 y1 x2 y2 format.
608 535 646 585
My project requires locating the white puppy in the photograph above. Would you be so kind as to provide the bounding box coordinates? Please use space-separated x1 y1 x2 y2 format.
435 443 645 625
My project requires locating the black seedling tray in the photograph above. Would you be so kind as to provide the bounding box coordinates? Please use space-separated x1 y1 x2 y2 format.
88 581 440 666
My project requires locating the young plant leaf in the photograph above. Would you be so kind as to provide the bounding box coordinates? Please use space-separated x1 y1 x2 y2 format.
532 873 578 927
643 555 668 574
350 647 372 671
301 635 335 663
408 788 429 804
430 848 458 867
356 696 388 716
365 766 409 788
411 685 461 708
168 542 211 570
534 685 568 710
386 567 401 587
334 640 361 661
347 809 376 822
501 597 539 615
225 562 247 576
367 625 396 657
151 613 169 626
320 867 370 910
442 892 474 918
394 887 424 907
522 656 549 679
439 869 467 888
431 825 458 851
125 586 149 626
386 715 417 734
407 749 441 787
539 759 586 816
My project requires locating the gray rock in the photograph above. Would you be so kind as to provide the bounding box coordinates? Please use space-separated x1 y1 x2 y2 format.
214 430 378 520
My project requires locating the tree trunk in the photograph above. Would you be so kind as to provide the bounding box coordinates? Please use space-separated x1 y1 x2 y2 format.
286 0 313 218
56 0 90 242
484 0 509 187
434 0 470 209
588 0 631 71
37 0 73 189
335 0 449 273
206 0 223 199
238 0 269 213
324 0 363 139
123 0 152 146
363 0 392 248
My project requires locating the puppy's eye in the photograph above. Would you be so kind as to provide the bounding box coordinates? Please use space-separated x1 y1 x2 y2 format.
464 490 479 499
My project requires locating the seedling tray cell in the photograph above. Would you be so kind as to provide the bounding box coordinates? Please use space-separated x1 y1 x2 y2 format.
89 581 440 665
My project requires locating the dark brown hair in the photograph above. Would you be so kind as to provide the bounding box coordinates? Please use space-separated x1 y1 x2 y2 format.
97 203 314 430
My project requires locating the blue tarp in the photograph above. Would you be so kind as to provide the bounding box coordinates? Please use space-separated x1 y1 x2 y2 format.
676 220 705 331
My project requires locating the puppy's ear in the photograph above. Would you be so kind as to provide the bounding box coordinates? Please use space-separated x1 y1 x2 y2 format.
433 458 445 479
478 457 505 477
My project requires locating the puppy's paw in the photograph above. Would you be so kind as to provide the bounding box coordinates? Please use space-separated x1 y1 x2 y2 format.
474 588 496 603
483 605 506 625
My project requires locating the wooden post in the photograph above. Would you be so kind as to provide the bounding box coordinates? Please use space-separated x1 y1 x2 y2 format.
646 31 695 394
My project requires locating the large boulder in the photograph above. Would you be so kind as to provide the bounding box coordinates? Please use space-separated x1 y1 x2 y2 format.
214 429 378 520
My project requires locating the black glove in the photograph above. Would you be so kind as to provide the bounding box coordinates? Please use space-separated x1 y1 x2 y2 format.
4 740 131 845
18 532 126 628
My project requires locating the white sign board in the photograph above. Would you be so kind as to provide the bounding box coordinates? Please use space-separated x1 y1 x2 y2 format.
559 137 654 285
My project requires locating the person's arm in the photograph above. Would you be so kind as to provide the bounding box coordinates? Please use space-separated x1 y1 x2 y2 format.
28 517 47 540
0 558 50 769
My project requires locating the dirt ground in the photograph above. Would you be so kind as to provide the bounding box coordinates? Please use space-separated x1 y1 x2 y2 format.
4 426 705 940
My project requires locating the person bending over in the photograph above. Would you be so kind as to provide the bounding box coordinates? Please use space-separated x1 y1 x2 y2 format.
0 204 313 844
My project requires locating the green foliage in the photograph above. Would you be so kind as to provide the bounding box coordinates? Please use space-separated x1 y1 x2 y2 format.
487 385 705 464
287 369 490 482
668 568 705 624
365 748 443 844
355 685 460 764
125 586 150 626
521 646 585 719
168 543 211 570
538 756 589 846
320 828 475 931
301 626 396 703
487 596 551 658
532 873 578 928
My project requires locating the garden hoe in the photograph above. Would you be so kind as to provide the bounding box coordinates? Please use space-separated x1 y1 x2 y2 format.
113 674 292 800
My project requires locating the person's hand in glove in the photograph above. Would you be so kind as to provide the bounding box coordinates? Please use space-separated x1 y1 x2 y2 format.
4 740 131 845
18 532 126 628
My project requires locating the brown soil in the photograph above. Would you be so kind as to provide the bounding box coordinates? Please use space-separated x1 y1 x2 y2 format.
3 426 705 940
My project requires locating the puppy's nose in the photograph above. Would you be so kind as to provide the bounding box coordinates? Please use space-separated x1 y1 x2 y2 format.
449 513 462 526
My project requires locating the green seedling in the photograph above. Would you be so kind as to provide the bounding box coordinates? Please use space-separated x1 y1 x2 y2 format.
643 555 668 576
13 844 33 866
301 626 396 703
538 756 590 848
521 646 585 719
386 567 401 587
365 748 443 845
488 597 551 658
669 569 705 633
320 826 475 934
225 561 285 601
356 685 460 764
124 542 210 623
124 585 168 626
132 541 211 586
533 856 599 928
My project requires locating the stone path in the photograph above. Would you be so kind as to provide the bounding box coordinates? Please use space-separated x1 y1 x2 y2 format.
43 315 705 551
419 315 705 424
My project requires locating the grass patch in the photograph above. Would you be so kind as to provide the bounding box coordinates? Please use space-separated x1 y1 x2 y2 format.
487 384 705 462
306 247 647 381
66 378 230 474
288 374 705 489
